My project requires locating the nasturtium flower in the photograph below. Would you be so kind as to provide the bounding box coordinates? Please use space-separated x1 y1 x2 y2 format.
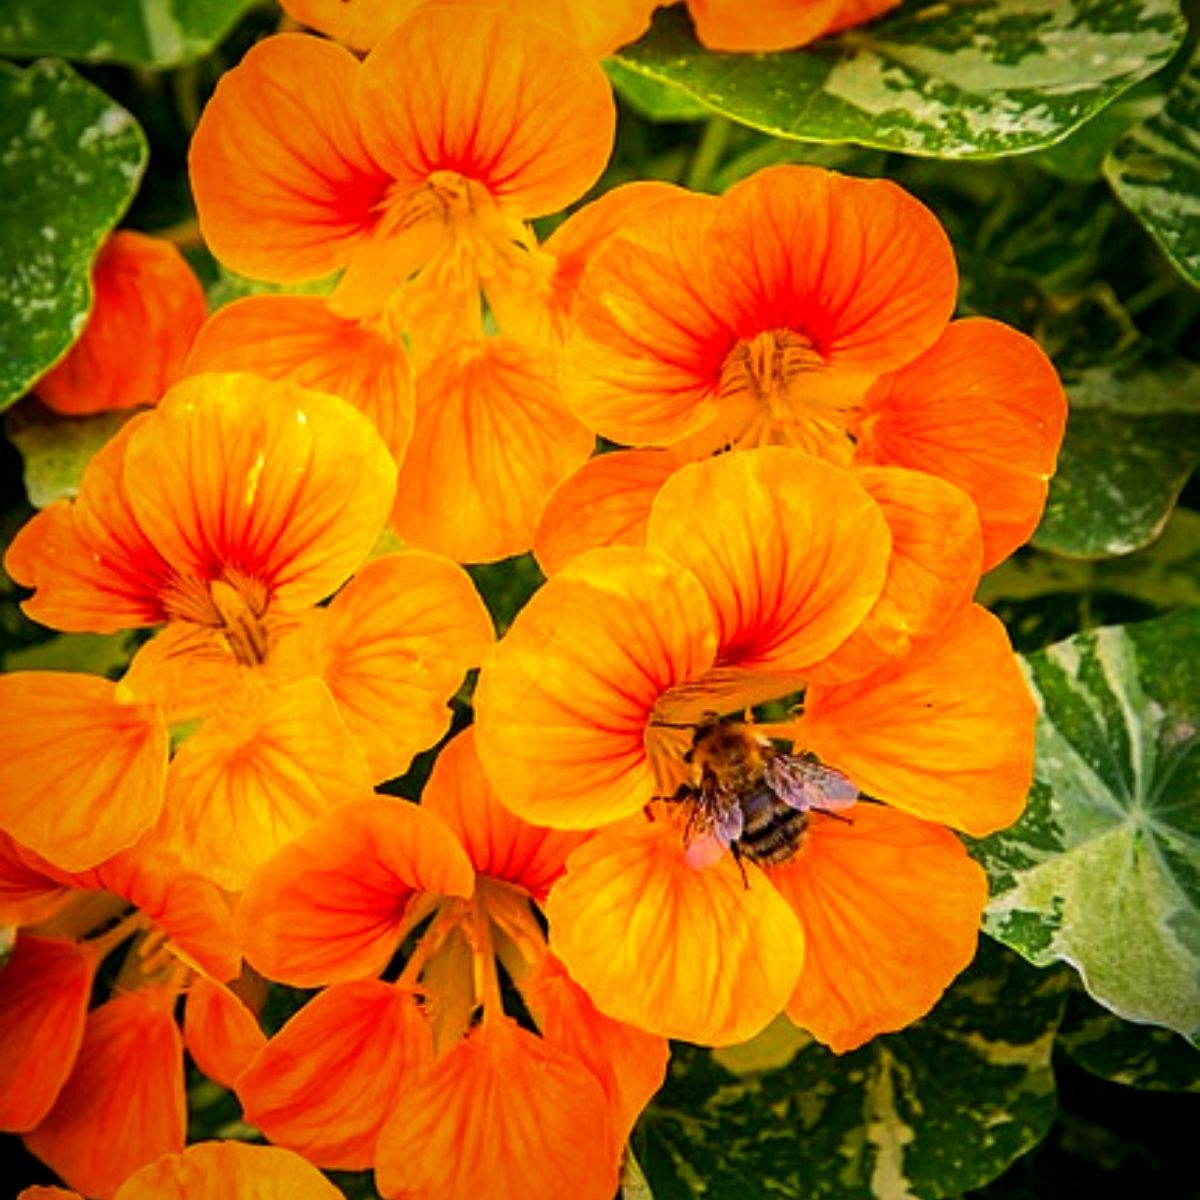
190 8 615 334
33 231 206 417
19 1141 349 1200
475 449 1033 1048
565 166 1066 568
687 0 902 51
0 834 254 1198
4 373 491 881
233 730 667 1198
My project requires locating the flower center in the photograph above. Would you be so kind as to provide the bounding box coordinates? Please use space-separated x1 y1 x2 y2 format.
718 328 859 463
161 571 272 667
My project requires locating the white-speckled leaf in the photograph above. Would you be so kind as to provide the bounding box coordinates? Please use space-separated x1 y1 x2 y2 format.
1104 52 1200 287
635 941 1068 1200
0 60 146 411
0 0 258 68
614 0 1185 159
977 610 1200 1042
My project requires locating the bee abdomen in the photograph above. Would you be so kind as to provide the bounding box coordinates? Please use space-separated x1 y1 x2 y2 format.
738 787 808 866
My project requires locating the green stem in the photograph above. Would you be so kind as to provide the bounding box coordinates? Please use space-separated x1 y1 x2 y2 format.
686 116 733 192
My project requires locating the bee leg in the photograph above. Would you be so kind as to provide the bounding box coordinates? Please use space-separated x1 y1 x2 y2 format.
814 809 854 826
731 842 749 889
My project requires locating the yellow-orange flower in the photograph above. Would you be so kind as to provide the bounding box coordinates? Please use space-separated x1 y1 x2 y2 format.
233 730 667 1198
475 449 1032 1048
687 0 902 51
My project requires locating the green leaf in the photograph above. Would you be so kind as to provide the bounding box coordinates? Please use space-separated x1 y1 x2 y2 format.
0 60 146 411
635 941 1068 1200
621 1149 656 1200
614 1 1185 160
976 610 1200 1042
1105 52 1200 287
605 58 711 122
466 554 545 636
1058 990 1200 1091
1034 352 1200 558
5 400 138 508
0 0 260 68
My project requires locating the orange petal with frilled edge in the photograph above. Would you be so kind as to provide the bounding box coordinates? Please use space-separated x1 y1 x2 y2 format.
690 0 900 51
565 190 735 447
423 729 587 903
772 804 987 1052
647 449 891 675
547 819 805 1045
854 318 1068 571
158 678 375 891
18 1189 80 1199
24 987 185 1199
235 797 474 987
238 980 431 1170
376 1015 617 1200
391 339 593 563
185 295 415 466
474 546 719 829
797 604 1035 837
4 415 170 633
35 232 206 416
534 448 688 577
524 954 668 1148
125 374 396 613
116 1142 346 1200
806 466 984 685
0 673 167 872
183 976 266 1089
0 832 73 926
270 553 493 783
189 34 389 284
357 8 614 217
0 936 93 1131
279 0 414 51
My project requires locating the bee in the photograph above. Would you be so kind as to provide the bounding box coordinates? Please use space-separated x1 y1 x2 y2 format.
666 715 858 873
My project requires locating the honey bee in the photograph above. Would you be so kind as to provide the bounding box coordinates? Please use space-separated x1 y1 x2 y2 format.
667 716 858 872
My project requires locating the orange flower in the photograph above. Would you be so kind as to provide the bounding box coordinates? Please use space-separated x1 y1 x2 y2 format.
474 449 1032 1048
234 730 667 1197
0 836 256 1198
19 1141 349 1200
687 0 902 51
34 231 206 416
190 9 615 329
4 374 491 882
565 167 1066 567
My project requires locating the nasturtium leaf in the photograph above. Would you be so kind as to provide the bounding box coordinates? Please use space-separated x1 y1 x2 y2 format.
4 630 138 677
0 0 259 68
613 1 1185 160
634 940 1068 1200
621 1150 656 1200
5 401 138 508
1105 53 1200 287
1034 354 1200 558
977 610 1200 1042
1058 990 1200 1092
466 554 544 636
0 60 146 411
605 59 710 122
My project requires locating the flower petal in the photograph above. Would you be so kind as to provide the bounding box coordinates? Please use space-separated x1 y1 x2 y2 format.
855 318 1067 571
547 820 805 1045
0 833 73 927
235 797 474 987
189 33 389 283
647 449 891 675
238 980 430 1170
474 547 719 828
690 0 900 51
35 232 206 416
424 729 587 902
534 448 686 576
357 8 614 218
125 374 396 611
24 988 185 1200
185 295 415 465
771 804 987 1052
0 673 167 872
183 976 267 1090
797 605 1036 836
158 678 375 891
392 339 593 563
271 552 492 783
375 1016 617 1200
0 936 93 1131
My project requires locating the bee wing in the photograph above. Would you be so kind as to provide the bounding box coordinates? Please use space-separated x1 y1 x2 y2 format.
763 753 858 813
